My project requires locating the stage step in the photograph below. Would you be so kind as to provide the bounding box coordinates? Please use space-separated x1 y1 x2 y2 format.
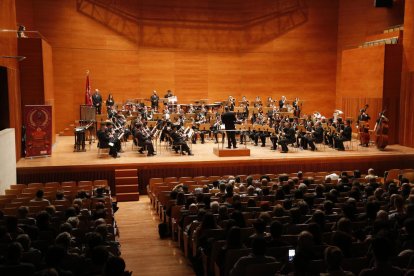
115 169 137 178
116 192 139 202
116 184 138 193
115 168 139 202
115 176 138 186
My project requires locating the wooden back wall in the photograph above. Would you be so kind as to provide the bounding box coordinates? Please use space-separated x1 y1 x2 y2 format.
0 0 22 159
16 0 339 133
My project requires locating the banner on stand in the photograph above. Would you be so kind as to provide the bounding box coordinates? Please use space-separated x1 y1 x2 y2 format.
24 105 52 157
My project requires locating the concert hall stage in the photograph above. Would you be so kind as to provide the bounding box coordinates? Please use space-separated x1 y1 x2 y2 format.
16 136 414 195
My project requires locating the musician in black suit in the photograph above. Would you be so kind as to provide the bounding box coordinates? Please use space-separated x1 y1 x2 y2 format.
278 122 295 153
357 108 371 123
221 106 237 149
164 90 173 99
334 119 352 151
169 125 193 155
97 122 120 158
134 123 155 156
150 90 159 111
92 89 103 114
304 121 316 151
105 93 114 114
279 96 287 109
313 122 324 144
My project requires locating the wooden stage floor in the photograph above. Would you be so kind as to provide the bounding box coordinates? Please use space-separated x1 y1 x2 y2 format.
16 136 414 193
17 136 414 168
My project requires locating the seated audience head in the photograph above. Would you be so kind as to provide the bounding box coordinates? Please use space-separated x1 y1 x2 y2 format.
16 234 31 251
210 201 219 213
17 206 29 218
6 242 23 264
230 210 246 228
324 246 344 271
372 236 393 264
270 220 283 239
226 226 242 248
297 231 314 250
104 256 127 276
35 189 45 199
251 237 267 256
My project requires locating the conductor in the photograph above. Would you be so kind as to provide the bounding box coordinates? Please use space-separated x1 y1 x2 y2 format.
221 106 237 149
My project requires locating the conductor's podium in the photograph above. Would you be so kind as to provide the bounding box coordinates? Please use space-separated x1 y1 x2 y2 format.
213 147 250 157
213 130 250 157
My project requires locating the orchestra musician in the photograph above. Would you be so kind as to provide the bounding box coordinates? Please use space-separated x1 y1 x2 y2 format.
357 105 371 147
334 119 352 151
141 106 153 121
187 104 195 114
105 93 115 114
325 118 335 147
133 123 156 156
192 112 206 144
278 121 296 153
293 98 301 117
212 115 225 144
168 125 193 155
150 90 159 111
279 96 287 109
269 120 281 150
254 96 262 108
266 96 274 107
97 121 121 158
304 121 316 151
221 106 237 149
107 105 117 119
313 121 324 145
92 89 103 114
250 112 267 147
164 89 174 99
228 96 236 111
112 111 131 141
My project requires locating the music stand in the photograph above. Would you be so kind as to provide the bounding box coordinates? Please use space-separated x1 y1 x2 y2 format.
147 121 157 128
234 107 244 113
253 125 263 132
153 113 163 120
199 123 211 131
170 113 179 122
296 125 306 133
185 113 196 120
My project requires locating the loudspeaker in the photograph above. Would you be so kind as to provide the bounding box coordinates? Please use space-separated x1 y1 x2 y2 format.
374 0 393 7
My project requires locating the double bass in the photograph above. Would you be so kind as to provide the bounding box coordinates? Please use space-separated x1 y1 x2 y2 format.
375 110 389 150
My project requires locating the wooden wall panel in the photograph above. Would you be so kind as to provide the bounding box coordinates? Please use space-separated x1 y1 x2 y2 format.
339 44 402 144
207 53 241 101
399 0 414 147
174 52 208 103
19 38 45 107
0 0 22 159
341 97 383 130
336 0 405 107
383 44 402 145
339 46 385 100
138 51 174 101
16 0 339 134
18 38 56 144
42 40 55 144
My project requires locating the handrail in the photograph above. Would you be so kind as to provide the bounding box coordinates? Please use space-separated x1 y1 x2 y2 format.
0 29 49 42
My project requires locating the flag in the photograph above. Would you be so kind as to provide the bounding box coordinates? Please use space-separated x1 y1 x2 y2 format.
85 71 92 106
